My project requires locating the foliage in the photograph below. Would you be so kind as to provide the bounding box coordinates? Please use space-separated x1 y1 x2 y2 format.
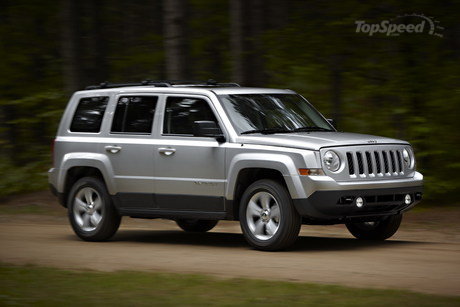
0 1 458 202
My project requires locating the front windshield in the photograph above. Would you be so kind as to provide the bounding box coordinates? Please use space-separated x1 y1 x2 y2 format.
218 93 334 134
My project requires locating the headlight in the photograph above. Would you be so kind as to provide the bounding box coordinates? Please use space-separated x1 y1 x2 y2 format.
323 150 341 172
402 148 413 168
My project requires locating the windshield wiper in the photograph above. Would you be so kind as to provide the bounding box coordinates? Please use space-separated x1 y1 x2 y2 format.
292 126 333 132
241 128 292 135
241 126 333 135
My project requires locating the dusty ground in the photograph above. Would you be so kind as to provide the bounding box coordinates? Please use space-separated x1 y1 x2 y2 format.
0 191 459 296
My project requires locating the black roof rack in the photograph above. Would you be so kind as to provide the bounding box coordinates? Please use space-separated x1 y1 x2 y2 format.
85 79 240 90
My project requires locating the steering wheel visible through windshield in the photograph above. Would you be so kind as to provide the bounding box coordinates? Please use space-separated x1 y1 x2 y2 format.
218 93 334 134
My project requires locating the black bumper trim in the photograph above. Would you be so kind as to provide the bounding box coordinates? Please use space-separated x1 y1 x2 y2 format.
293 185 423 221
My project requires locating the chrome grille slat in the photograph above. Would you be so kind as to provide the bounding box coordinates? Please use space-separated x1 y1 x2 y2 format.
382 151 389 173
378 151 385 174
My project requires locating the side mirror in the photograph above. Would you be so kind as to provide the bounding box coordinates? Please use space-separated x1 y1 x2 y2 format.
193 121 226 142
327 118 337 129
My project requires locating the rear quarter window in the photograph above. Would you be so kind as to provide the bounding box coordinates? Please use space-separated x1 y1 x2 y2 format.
70 96 109 133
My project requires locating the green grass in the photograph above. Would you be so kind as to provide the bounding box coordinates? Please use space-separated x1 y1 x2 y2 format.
0 264 458 306
0 204 57 215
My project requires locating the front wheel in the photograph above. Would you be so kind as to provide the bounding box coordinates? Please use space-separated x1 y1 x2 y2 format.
345 214 403 240
68 177 121 241
239 179 301 251
176 219 218 232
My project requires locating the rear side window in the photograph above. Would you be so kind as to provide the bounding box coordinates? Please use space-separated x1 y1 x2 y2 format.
111 96 158 134
70 96 109 133
163 97 217 135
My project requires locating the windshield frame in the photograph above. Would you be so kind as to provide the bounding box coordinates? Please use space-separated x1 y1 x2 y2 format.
216 93 336 135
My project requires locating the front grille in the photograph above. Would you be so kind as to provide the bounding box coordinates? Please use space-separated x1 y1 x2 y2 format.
346 148 405 177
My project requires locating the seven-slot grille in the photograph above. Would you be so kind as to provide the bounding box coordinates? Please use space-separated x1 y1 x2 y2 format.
346 149 404 177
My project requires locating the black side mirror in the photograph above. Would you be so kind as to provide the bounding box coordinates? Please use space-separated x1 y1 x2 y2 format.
193 121 226 142
327 118 337 129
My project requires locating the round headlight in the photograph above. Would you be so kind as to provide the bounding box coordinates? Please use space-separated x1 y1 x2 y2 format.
323 150 341 172
402 149 412 168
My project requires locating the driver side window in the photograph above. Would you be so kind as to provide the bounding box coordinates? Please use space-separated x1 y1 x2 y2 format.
163 97 218 135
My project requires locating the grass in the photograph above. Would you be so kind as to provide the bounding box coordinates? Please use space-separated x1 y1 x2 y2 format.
0 264 459 306
0 204 57 215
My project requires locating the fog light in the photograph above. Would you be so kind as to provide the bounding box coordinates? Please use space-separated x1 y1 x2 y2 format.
356 197 364 208
404 194 412 205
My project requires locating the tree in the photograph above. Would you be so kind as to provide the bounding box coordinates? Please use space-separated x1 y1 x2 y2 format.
60 0 82 93
163 0 187 79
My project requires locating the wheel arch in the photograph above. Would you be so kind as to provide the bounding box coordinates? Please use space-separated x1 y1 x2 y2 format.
57 153 116 207
227 153 306 220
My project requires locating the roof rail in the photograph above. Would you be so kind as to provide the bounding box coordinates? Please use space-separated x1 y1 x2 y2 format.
85 79 240 90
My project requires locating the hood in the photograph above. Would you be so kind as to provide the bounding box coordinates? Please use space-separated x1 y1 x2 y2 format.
237 132 409 151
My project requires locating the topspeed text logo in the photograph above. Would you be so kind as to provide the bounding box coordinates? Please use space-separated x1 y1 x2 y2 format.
355 14 443 37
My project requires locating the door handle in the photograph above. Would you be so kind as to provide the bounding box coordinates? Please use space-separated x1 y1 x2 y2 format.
105 145 122 154
158 147 176 156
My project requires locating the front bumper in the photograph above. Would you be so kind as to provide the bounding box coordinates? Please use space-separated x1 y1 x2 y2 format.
293 186 423 222
293 171 423 222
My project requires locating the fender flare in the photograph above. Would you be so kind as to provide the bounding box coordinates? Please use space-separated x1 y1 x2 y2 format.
226 153 306 200
57 153 116 194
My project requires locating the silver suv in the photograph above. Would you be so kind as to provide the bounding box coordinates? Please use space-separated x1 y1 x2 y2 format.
49 81 423 251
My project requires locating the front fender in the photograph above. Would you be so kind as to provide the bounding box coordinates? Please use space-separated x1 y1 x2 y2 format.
57 152 116 194
226 153 307 200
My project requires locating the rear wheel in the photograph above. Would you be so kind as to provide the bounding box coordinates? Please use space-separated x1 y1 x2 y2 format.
346 214 402 240
239 179 301 251
176 219 218 232
68 177 121 241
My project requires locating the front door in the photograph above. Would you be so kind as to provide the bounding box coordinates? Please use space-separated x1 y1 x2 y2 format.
154 95 226 212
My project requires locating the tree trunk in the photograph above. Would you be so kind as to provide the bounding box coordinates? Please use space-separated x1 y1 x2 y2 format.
330 61 342 127
60 0 81 93
86 0 108 85
230 0 244 84
163 0 186 80
247 0 265 86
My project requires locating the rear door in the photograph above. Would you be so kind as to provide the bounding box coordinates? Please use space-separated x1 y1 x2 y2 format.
102 94 159 211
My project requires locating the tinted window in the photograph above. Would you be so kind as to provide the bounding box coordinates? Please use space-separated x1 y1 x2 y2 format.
70 96 109 133
163 97 217 135
111 96 157 134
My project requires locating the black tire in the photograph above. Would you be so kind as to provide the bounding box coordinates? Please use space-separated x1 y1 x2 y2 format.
345 214 403 240
67 177 121 241
176 219 218 232
239 179 301 251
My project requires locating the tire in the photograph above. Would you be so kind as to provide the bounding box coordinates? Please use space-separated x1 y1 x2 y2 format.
345 214 403 240
239 179 301 251
67 177 121 241
176 219 218 232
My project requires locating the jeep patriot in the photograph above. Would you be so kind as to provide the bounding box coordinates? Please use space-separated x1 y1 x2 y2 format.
49 80 423 250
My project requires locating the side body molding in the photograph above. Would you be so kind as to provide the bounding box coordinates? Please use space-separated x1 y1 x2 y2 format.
226 153 307 200
57 153 116 194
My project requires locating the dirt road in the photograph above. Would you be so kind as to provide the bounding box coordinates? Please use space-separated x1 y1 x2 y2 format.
0 192 459 296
